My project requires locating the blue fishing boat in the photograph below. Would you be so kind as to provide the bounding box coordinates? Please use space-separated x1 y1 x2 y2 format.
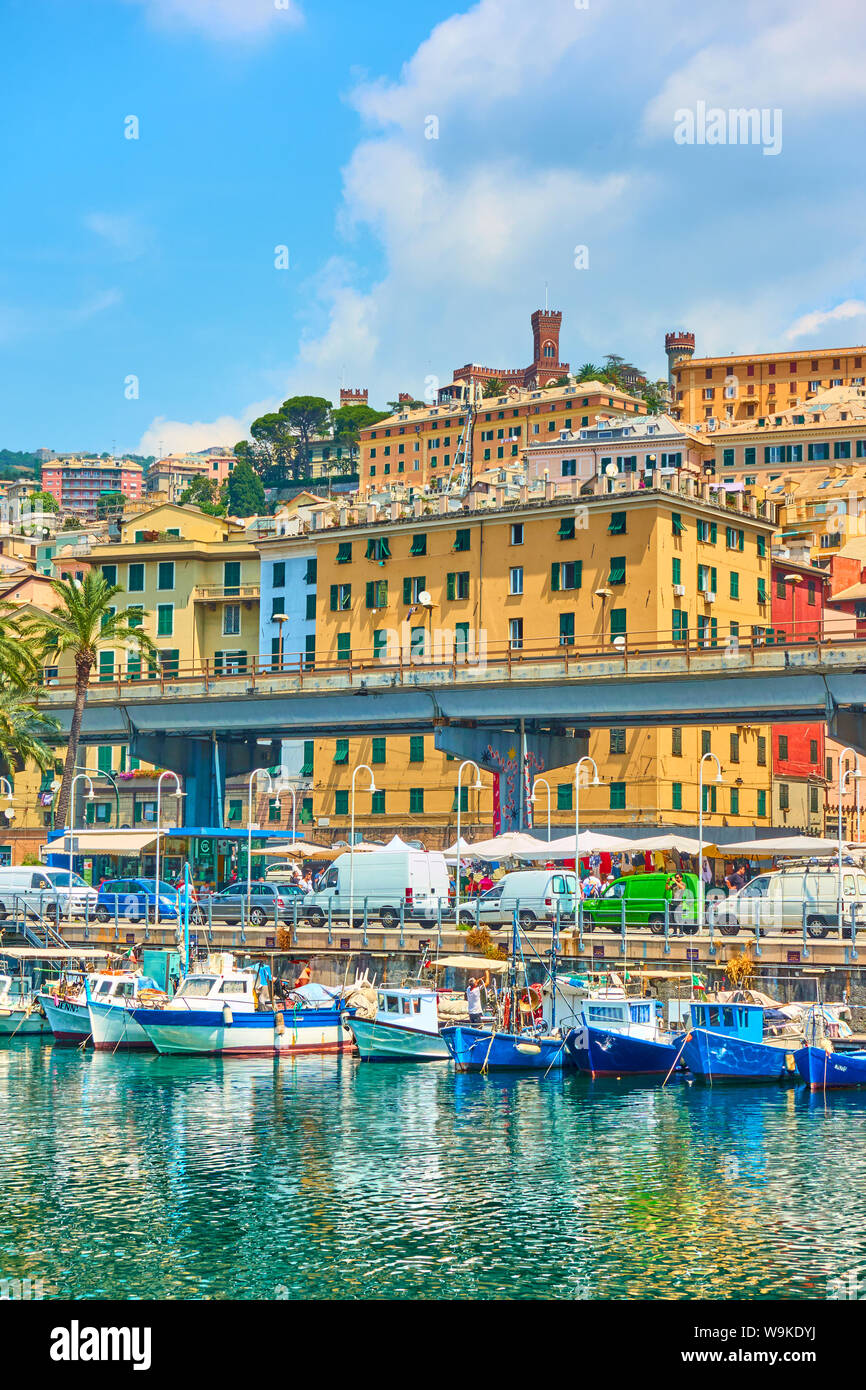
680 1001 799 1084
795 1045 866 1090
565 996 684 1077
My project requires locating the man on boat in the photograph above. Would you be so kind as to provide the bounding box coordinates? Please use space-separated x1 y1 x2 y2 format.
466 977 483 1027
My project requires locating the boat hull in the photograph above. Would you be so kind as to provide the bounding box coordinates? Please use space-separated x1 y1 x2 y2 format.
89 1000 154 1051
795 1045 866 1090
566 1025 682 1077
441 1025 568 1071
0 1007 48 1037
681 1028 797 1083
347 1015 450 1061
132 1006 353 1057
38 994 91 1044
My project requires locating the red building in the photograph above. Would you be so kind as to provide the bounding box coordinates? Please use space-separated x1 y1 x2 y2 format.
770 556 827 830
42 457 144 516
450 308 570 392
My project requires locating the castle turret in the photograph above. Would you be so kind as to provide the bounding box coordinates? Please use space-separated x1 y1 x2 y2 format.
665 331 695 385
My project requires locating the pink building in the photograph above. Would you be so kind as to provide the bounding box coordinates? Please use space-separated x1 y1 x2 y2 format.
42 458 144 515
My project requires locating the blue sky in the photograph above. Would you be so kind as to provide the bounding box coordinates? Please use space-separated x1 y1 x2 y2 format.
1 0 865 455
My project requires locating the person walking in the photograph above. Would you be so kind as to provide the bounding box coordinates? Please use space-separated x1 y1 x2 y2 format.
466 977 483 1027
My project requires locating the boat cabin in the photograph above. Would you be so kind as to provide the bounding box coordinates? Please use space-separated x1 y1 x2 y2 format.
690 1001 764 1042
89 972 160 1003
376 987 439 1033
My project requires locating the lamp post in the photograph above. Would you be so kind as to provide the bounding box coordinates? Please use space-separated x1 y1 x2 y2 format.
574 756 600 888
0 777 13 831
155 770 184 929
273 613 288 671
838 747 861 931
454 760 483 913
531 776 552 841
247 769 281 915
67 773 95 898
698 752 723 925
349 763 377 925
280 782 297 847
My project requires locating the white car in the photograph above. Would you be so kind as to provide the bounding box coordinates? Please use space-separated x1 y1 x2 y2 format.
0 866 99 920
709 864 866 938
454 870 578 930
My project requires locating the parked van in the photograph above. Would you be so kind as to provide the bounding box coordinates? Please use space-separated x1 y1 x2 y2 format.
454 869 578 929
709 863 866 938
581 871 700 934
303 848 450 927
0 866 99 920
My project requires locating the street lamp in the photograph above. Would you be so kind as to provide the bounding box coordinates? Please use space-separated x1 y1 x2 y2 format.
454 760 483 912
531 776 552 841
67 772 95 895
0 777 13 827
273 614 288 670
574 755 600 886
247 768 281 914
698 752 723 923
349 763 377 925
838 747 861 931
155 770 184 928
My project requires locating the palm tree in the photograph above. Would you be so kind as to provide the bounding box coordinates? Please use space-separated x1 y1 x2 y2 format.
576 362 603 382
0 603 39 689
22 572 157 828
0 684 58 778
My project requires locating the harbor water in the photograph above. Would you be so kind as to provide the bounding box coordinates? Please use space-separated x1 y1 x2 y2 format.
2 1041 865 1301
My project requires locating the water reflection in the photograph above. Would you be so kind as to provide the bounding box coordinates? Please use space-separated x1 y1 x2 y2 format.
1 1045 865 1299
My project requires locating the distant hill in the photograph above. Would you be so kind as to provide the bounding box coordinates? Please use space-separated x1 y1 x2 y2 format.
0 449 40 480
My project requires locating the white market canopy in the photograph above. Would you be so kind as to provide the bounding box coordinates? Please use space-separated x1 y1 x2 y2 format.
621 832 709 855
720 835 857 856
518 830 642 858
44 829 167 856
252 841 332 857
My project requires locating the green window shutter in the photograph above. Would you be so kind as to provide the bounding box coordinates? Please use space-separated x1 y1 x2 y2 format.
757 790 767 818
336 542 352 564
305 593 316 621
128 563 144 591
371 737 386 764
453 528 471 551
410 535 427 556
409 788 424 814
451 786 469 813
671 512 684 536
133 801 142 824
268 799 281 823
304 559 318 584
373 629 387 660
97 746 112 774
157 605 173 636
157 561 174 590
337 633 351 662
101 564 117 585
330 584 339 611
334 740 349 764
85 800 95 824
609 782 626 810
609 557 626 585
365 581 374 609
672 782 682 811
557 517 575 539
300 798 313 824
672 557 681 585
228 800 242 823
409 736 424 763
757 578 767 603
757 535 766 557
610 609 627 639
556 784 573 812
608 512 626 535
730 572 739 599
551 563 560 592
371 790 385 815
710 522 717 544
98 651 114 682
446 572 456 600
559 612 574 645
403 577 412 604
300 741 314 777
304 634 315 667
335 790 349 815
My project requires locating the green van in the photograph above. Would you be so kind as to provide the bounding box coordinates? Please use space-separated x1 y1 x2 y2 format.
581 871 700 935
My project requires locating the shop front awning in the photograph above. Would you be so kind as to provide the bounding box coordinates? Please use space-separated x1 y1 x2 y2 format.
44 830 167 856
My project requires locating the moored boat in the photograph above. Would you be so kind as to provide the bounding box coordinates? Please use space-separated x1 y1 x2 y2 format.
680 1001 799 1084
566 995 684 1078
346 985 451 1061
795 1044 866 1090
87 972 168 1051
441 1022 568 1071
0 972 48 1037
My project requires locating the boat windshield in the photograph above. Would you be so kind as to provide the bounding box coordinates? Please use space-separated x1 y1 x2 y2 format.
175 975 217 998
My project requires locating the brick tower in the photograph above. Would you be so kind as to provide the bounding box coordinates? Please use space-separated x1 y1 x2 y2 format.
665 331 695 386
340 387 368 406
531 309 564 381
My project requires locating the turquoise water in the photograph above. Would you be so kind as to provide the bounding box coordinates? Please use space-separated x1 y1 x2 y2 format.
2 1041 865 1300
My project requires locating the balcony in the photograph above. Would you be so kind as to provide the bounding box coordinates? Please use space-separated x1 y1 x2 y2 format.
193 584 260 603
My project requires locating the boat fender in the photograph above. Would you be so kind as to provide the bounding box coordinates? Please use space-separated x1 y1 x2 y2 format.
222 1003 234 1027
275 1012 285 1035
785 1052 796 1071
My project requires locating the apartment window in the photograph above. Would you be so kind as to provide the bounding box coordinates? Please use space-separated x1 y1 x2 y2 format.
725 527 744 551
672 727 683 757
778 734 789 761
672 610 688 642
551 561 582 591
330 583 352 611
371 737 386 764
373 630 388 660
336 542 352 564
609 782 626 811
304 559 317 584
509 618 524 650
509 567 524 596
510 523 524 545
557 516 576 540
671 512 684 536
609 728 626 755
730 732 740 763
452 787 469 814
366 537 391 562
608 512 627 535
672 782 682 811
304 635 315 668
608 557 626 585
335 790 349 816
757 535 766 558
756 735 766 767
807 581 816 608
610 609 627 643
409 735 425 763
410 534 427 556
334 740 349 765
273 561 286 589
365 580 388 610
101 564 117 585
223 561 240 596
336 633 351 662
697 519 717 544
729 572 739 600
730 788 740 816
757 578 767 604
404 575 427 604
757 789 767 818
305 593 316 621
223 604 240 636
159 649 180 678
561 458 577 477
156 605 173 637
779 782 790 811
157 561 174 591
559 613 575 646
701 730 711 756
300 742 314 777
446 571 469 600
808 738 818 764
701 785 717 814
672 557 682 585
409 788 425 815
556 784 573 812
810 785 820 815
128 562 144 592
453 529 471 552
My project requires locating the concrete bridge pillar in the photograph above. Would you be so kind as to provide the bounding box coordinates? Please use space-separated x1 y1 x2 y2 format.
131 734 272 828
433 728 589 833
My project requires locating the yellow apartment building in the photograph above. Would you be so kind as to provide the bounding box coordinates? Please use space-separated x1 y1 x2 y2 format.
357 378 648 498
281 480 776 844
668 338 866 426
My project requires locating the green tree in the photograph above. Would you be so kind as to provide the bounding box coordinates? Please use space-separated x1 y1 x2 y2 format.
225 458 265 517
332 403 389 471
21 572 157 827
641 380 669 413
576 362 603 382
482 378 505 398
179 474 226 515
27 489 59 513
236 395 333 485
0 685 57 779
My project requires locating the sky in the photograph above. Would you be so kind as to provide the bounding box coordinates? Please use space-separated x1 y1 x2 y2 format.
1 0 865 456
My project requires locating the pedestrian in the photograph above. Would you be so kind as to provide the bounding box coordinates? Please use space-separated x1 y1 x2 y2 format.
466 976 483 1027
479 871 494 892
701 858 713 888
588 849 601 877
300 871 313 894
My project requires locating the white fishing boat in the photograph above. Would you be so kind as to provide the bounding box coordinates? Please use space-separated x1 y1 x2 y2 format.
344 986 451 1061
0 972 48 1037
86 972 168 1051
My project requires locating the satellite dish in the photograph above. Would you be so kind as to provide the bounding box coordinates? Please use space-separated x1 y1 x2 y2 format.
418 590 434 608
612 635 626 650
605 462 618 477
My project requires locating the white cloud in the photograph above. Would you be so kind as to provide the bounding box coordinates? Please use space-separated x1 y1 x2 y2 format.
125 0 303 40
137 404 269 456
643 4 866 140
84 212 150 260
785 300 866 341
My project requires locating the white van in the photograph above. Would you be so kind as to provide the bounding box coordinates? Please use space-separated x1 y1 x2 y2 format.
0 866 99 921
455 869 577 930
303 848 450 927
710 863 866 938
